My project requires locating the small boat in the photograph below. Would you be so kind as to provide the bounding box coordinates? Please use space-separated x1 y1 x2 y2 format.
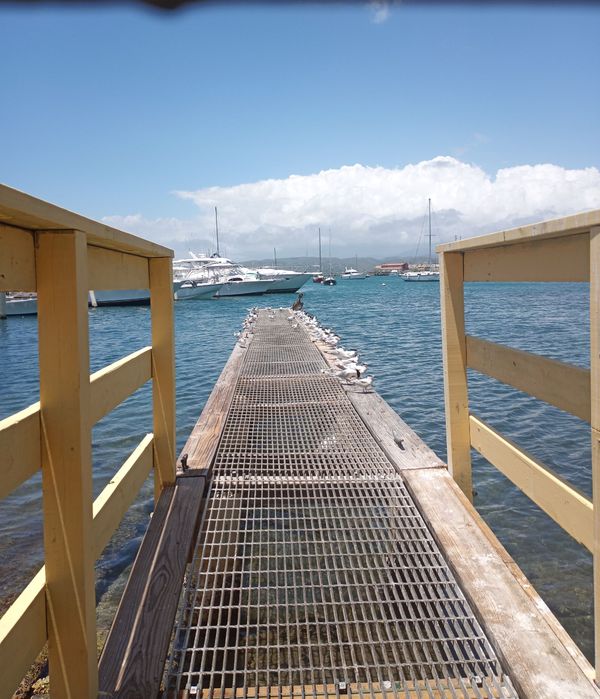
313 273 324 283
403 198 440 283
322 277 336 286
4 292 37 316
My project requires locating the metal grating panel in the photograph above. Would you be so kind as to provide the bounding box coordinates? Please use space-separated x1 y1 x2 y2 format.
164 310 518 699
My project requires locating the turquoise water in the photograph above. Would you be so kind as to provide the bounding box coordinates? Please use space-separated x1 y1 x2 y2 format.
0 277 592 659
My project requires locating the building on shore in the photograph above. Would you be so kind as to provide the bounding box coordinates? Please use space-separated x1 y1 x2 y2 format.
373 262 409 275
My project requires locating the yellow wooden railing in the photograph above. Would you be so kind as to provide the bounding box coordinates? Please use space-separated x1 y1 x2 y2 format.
0 185 175 698
438 210 600 672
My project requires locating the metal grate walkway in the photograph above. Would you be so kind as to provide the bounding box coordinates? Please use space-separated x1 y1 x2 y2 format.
164 310 518 699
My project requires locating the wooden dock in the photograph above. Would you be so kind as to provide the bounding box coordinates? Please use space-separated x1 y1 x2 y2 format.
100 308 597 698
1 188 600 699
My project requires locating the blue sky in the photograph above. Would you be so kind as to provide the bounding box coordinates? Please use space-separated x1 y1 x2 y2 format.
1 3 599 257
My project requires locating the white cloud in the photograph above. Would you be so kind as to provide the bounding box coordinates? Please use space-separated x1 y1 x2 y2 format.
103 156 600 261
369 1 391 25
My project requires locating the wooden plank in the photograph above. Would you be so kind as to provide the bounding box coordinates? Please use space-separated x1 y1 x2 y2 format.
590 227 600 675
179 342 247 473
87 245 149 291
0 568 46 699
469 414 593 551
440 251 472 498
0 223 35 291
0 184 172 258
402 467 600 698
466 335 591 422
90 346 152 425
463 233 589 282
344 388 445 471
170 679 504 699
36 230 98 698
0 402 40 500
437 208 600 253
98 475 208 697
150 257 176 499
92 433 154 559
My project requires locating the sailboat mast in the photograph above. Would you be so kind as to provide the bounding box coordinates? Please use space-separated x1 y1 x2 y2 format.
273 247 277 268
428 198 432 267
318 227 322 272
214 206 220 256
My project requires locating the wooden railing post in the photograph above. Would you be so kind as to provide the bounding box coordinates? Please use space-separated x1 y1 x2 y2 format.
440 251 472 499
591 227 600 679
36 230 98 698
150 257 176 500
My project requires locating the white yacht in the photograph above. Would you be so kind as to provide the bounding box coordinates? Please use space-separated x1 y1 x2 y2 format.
246 267 312 294
172 258 223 299
3 292 38 316
340 267 367 280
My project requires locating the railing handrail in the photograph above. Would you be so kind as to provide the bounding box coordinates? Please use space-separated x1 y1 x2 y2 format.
437 208 600 253
0 187 175 698
439 212 600 676
0 183 171 258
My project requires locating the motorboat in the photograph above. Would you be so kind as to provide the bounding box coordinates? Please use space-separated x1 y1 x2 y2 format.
340 267 367 280
322 276 336 286
248 268 312 294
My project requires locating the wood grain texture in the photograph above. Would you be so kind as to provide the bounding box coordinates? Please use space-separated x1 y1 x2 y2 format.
437 209 600 253
590 227 600 674
88 245 149 291
463 233 589 282
0 223 35 291
0 568 46 699
36 230 98 698
466 334 591 422
0 401 40 500
470 414 593 551
98 476 208 698
0 184 171 258
440 251 472 498
179 342 247 473
402 467 600 699
344 388 444 471
90 346 152 425
150 257 176 498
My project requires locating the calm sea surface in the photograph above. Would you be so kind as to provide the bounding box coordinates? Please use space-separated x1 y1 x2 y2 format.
0 277 592 659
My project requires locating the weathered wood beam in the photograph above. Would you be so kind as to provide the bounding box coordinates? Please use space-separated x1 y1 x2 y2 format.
87 245 149 291
0 184 171 258
590 227 600 676
463 233 589 282
466 335 591 422
437 209 600 253
149 257 176 500
0 223 35 291
0 402 40 500
90 347 152 425
0 569 46 699
440 251 472 498
36 229 98 698
470 414 593 551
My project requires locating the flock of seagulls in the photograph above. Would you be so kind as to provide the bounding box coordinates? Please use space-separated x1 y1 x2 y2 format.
233 305 375 392
290 309 375 392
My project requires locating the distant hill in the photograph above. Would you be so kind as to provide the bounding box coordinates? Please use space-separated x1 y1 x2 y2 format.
240 255 434 275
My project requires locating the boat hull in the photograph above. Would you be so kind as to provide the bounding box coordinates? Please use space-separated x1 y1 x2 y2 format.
264 273 312 294
403 273 440 282
176 282 222 300
215 280 275 297
5 297 38 315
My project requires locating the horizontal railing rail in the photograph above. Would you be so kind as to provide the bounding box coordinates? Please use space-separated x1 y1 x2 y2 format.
0 184 175 698
437 210 600 675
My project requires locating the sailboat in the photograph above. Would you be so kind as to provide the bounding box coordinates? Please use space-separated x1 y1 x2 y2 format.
323 229 336 285
313 227 324 283
403 198 440 282
340 255 367 280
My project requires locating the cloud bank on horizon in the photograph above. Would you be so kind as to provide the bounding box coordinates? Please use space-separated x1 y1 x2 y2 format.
103 156 600 260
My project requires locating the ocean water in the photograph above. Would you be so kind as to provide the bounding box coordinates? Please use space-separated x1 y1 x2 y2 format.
0 276 592 660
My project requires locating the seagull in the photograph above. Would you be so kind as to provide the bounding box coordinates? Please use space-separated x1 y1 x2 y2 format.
354 376 374 392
